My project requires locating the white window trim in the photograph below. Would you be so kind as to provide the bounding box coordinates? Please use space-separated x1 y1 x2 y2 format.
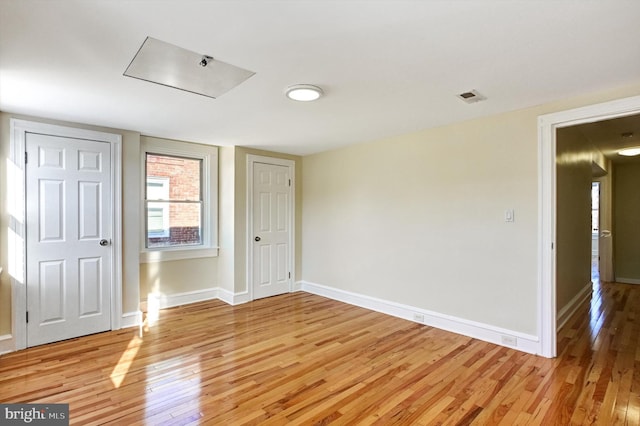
140 138 218 263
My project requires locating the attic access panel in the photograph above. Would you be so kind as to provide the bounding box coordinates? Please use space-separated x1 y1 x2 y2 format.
124 37 255 98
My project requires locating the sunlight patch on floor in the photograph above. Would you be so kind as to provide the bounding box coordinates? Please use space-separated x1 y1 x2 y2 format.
110 335 143 388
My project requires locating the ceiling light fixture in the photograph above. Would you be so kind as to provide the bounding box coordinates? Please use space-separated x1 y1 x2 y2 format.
285 84 324 102
618 147 640 157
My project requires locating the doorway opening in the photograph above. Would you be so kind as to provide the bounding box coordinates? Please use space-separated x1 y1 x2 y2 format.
591 182 600 283
539 94 640 358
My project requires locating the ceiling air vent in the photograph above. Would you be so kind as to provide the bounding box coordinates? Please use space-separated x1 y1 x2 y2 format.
457 90 486 104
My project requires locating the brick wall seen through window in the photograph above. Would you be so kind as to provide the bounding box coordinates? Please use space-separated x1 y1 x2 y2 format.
146 153 202 248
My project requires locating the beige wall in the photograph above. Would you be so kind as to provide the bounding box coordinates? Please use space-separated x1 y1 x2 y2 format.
217 146 236 293
0 112 141 335
301 84 640 336
614 161 640 281
302 109 539 333
140 258 218 298
555 127 595 312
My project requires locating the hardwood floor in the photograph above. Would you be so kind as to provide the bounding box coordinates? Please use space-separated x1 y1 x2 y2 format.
1 283 639 425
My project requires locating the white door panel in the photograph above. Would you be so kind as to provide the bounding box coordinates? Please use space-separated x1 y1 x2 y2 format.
26 133 112 346
39 260 65 323
252 162 291 299
78 257 102 316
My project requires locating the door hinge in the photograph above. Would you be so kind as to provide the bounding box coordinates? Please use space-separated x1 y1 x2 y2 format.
25 152 28 164
288 272 291 279
289 179 291 187
26 311 29 323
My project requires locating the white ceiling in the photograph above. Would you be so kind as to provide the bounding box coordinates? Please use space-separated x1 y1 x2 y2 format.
2 1 640 156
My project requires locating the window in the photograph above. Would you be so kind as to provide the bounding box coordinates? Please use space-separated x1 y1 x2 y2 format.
145 156 202 247
141 138 218 262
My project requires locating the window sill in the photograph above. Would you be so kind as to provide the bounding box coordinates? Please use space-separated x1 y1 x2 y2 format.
140 247 219 263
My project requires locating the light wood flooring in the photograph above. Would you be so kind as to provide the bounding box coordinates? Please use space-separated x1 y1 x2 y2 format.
1 281 639 425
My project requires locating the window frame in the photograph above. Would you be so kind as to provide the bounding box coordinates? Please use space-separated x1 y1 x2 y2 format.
140 137 218 263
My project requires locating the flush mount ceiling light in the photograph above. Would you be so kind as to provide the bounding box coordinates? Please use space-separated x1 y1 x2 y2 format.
285 84 324 101
124 37 255 99
618 147 640 157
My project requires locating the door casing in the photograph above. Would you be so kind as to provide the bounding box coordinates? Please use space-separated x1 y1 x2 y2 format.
9 119 122 351
538 94 640 358
246 154 295 301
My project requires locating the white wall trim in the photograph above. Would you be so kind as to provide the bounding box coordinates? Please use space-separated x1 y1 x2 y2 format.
138 287 252 311
246 154 295 301
616 277 640 285
0 334 13 356
218 288 252 305
557 282 592 331
229 291 251 305
9 119 123 350
538 94 640 358
141 288 219 312
139 138 219 262
111 129 123 330
121 311 143 329
139 288 253 311
216 287 236 305
299 280 540 355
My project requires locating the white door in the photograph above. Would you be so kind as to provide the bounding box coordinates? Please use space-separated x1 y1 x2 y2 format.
26 133 112 346
252 162 291 299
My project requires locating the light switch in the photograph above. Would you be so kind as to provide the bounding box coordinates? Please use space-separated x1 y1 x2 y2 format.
505 209 515 222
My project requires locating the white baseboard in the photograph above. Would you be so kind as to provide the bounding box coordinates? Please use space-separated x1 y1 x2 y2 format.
232 291 251 305
217 287 235 305
299 280 541 355
616 277 640 285
121 311 143 329
557 282 592 331
141 288 220 312
218 288 251 305
0 334 13 356
139 287 253 311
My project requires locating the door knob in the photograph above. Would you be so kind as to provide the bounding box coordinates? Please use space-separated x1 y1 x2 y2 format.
254 236 261 242
99 239 109 246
